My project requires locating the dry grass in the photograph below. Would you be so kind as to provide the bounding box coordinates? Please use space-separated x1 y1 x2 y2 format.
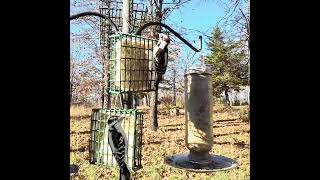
70 104 250 180
70 105 92 118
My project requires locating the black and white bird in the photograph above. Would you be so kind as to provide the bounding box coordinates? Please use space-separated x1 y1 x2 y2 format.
108 116 130 180
153 33 170 88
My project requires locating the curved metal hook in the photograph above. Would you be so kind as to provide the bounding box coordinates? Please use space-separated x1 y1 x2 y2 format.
70 12 119 32
135 22 202 52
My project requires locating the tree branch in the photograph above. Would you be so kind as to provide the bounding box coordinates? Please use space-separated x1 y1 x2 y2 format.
216 0 241 27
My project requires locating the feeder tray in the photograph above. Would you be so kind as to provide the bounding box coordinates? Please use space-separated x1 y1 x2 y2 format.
165 153 238 173
89 108 144 171
109 33 158 93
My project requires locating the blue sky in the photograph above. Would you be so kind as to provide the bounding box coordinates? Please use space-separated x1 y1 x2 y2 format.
163 0 225 68
165 0 225 44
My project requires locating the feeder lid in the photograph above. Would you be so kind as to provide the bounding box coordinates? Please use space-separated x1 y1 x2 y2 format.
186 64 212 76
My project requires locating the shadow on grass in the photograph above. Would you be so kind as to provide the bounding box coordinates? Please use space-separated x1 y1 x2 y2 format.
213 123 247 128
144 138 249 149
70 130 91 135
162 123 184 127
214 141 249 149
164 127 184 132
145 139 185 145
234 142 249 148
71 146 87 152
70 115 91 119
176 139 184 142
214 118 239 123
143 140 163 145
214 130 250 137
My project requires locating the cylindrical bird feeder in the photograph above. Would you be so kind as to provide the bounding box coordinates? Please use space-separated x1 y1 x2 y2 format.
185 66 214 163
165 65 238 172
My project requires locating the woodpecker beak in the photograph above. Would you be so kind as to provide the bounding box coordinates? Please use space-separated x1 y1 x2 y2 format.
118 116 125 121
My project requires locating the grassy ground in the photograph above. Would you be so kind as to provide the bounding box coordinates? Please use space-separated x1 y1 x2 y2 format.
70 104 250 180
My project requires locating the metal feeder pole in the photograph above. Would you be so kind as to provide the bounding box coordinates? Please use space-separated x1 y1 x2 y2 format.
165 65 238 172
122 0 134 109
122 0 130 34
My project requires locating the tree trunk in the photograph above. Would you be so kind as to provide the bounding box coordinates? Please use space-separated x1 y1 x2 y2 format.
101 68 106 108
70 82 73 105
148 0 163 131
224 89 230 106
149 90 158 131
173 69 176 106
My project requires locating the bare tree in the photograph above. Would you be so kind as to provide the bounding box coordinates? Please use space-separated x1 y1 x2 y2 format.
70 0 104 106
161 43 182 106
214 0 250 49
213 0 250 84
70 0 108 106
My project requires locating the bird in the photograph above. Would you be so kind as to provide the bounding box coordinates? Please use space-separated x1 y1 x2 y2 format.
153 33 171 89
107 116 130 180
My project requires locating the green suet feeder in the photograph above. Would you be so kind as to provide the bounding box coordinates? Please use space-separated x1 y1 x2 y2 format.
109 33 158 93
89 108 144 171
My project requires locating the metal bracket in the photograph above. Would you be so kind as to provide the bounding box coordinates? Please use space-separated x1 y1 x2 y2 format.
70 12 119 32
70 13 202 52
135 22 202 52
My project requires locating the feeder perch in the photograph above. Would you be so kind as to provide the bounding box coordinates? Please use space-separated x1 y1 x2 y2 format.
165 65 238 172
89 108 144 171
109 33 159 94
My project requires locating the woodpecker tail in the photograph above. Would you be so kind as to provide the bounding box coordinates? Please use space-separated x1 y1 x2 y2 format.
119 163 130 180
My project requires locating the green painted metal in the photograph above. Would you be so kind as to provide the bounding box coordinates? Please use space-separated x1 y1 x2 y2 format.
108 33 158 93
89 108 144 171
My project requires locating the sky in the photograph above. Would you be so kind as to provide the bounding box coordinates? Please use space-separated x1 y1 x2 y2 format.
163 0 226 69
165 0 225 51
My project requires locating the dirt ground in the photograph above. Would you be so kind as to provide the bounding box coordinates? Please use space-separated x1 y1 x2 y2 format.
70 105 250 180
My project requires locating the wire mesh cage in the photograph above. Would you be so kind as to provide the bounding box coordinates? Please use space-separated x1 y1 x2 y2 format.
89 108 144 171
108 33 158 93
99 0 148 48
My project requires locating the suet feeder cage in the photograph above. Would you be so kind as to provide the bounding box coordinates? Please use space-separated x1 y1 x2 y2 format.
89 108 144 172
99 1 148 47
108 33 158 94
